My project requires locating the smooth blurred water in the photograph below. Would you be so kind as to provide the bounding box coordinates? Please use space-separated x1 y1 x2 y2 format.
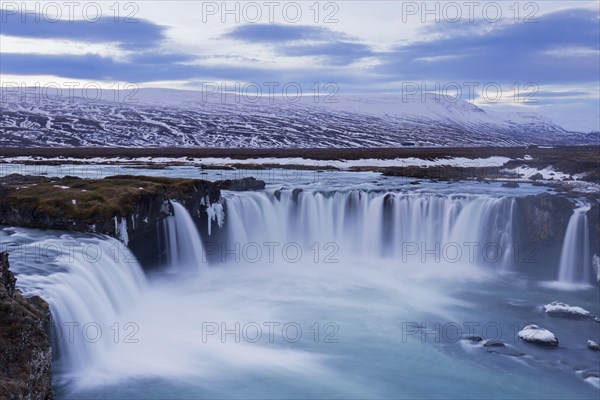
0 162 553 195
559 205 592 284
4 225 598 399
1 165 598 399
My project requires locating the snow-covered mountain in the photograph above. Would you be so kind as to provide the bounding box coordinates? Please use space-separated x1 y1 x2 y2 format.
0 88 597 148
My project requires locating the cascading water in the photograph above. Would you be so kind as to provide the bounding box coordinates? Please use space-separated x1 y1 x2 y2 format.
3 185 598 399
163 201 208 272
0 230 147 383
558 204 592 284
222 190 517 269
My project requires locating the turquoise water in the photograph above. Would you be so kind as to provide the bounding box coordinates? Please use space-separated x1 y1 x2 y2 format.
3 227 598 399
1 165 598 399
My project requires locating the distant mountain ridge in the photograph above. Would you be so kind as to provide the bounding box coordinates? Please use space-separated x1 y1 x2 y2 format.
0 88 597 148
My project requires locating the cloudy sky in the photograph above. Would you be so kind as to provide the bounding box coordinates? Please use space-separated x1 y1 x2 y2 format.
1 0 599 131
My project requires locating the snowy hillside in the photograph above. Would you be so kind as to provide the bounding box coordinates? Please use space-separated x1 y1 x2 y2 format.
0 88 597 148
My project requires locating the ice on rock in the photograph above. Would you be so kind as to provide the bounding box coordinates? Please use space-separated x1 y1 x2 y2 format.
543 301 591 317
114 217 129 245
593 254 600 282
517 325 558 346
206 202 225 236
588 340 600 351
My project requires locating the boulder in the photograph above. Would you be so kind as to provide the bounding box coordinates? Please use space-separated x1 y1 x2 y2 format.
588 340 600 351
460 335 484 343
543 301 591 318
483 339 505 348
517 324 558 346
484 340 525 357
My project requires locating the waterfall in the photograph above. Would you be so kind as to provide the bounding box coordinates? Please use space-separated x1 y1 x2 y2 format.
3 233 147 379
163 201 208 272
221 190 516 269
3 201 208 382
558 205 591 284
5 187 597 397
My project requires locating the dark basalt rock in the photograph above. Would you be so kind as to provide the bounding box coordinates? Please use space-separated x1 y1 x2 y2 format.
483 339 505 347
460 336 525 357
485 345 525 358
213 177 266 191
513 193 581 277
580 369 600 380
515 193 574 245
501 182 519 188
587 204 600 257
291 188 303 202
461 335 484 343
0 253 53 400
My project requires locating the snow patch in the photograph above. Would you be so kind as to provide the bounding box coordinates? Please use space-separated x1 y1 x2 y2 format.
543 301 590 317
517 325 558 345
588 340 600 351
192 156 512 169
1 155 511 169
502 165 572 181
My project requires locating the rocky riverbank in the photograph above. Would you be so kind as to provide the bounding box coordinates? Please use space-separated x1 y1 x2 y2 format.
0 174 265 267
0 252 53 400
